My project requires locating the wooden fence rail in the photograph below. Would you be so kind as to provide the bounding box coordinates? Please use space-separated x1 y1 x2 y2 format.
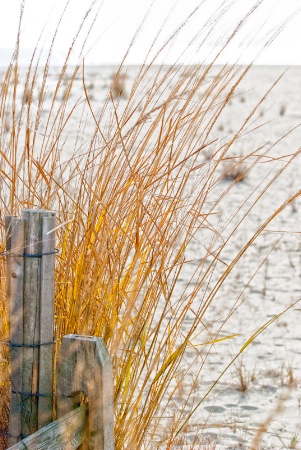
7 405 87 450
5 210 114 449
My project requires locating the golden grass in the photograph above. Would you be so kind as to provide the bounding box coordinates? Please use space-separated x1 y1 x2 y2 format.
0 1 300 449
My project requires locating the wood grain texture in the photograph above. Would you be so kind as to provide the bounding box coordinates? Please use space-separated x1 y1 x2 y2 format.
38 213 56 429
57 335 115 450
21 209 56 435
22 210 42 435
6 217 25 446
7 404 87 450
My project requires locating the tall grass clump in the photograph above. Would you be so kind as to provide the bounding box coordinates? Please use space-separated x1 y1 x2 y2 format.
0 0 300 448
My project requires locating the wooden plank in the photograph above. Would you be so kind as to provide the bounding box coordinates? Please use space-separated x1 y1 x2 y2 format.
38 213 56 429
5 216 25 446
7 404 87 450
57 335 115 450
22 209 43 435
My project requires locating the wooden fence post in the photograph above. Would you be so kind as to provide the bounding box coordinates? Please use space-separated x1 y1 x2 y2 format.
57 334 115 450
5 217 24 447
7 334 115 450
5 209 56 444
38 213 56 429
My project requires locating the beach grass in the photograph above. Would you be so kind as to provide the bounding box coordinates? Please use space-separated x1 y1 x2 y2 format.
0 1 300 448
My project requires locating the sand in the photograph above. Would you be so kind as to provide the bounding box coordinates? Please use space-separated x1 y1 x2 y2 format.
2 63 301 449
169 66 301 449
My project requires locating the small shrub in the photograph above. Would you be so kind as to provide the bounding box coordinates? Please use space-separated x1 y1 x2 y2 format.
111 72 127 98
279 104 286 116
221 158 248 182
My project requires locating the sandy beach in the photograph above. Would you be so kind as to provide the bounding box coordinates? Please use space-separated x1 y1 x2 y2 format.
1 62 301 449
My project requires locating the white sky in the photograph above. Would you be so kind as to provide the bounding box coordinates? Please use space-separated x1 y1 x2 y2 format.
0 0 300 66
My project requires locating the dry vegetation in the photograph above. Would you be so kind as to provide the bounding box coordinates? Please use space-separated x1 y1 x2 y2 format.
0 1 299 449
111 72 127 98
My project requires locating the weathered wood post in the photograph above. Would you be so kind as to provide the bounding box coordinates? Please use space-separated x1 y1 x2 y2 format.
36 213 56 430
7 334 114 450
5 217 25 445
57 335 115 450
6 209 56 444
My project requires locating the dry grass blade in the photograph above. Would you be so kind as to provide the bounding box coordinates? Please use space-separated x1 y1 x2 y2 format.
0 1 299 449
